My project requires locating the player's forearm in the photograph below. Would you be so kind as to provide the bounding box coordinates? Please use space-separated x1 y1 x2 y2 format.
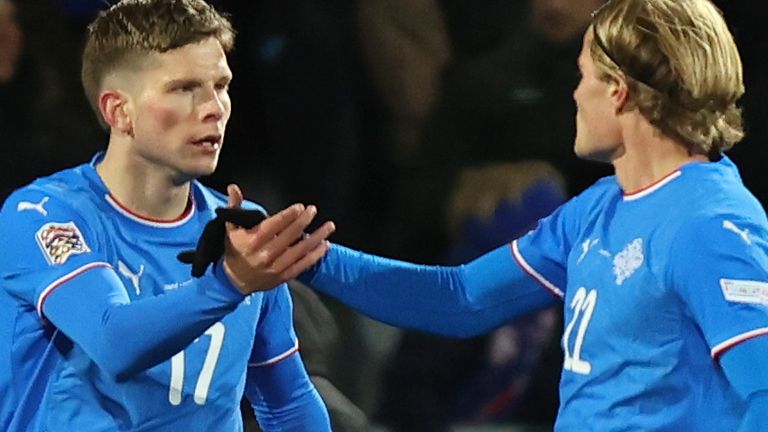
246 354 331 431
720 336 768 431
44 262 244 380
300 243 555 337
740 391 768 432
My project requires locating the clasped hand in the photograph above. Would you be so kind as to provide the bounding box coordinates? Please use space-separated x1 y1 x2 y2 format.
178 184 335 294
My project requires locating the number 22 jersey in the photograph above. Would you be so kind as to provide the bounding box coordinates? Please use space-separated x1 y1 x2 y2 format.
513 156 768 430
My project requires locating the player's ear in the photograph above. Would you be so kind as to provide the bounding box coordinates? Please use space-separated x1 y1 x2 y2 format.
99 89 133 137
610 76 629 113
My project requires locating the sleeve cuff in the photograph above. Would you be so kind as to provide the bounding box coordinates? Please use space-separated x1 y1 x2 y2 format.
207 260 247 303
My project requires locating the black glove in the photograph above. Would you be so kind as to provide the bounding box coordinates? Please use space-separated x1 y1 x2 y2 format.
177 207 267 277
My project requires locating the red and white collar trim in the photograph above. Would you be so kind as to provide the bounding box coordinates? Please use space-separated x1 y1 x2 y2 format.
623 170 682 201
105 194 196 228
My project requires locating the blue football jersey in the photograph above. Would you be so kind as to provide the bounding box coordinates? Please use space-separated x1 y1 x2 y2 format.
513 156 768 430
0 155 301 431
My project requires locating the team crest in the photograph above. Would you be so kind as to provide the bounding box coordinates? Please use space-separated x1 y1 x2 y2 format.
613 238 644 285
35 222 91 265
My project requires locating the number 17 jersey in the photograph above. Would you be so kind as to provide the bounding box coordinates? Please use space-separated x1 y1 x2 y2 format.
0 156 300 431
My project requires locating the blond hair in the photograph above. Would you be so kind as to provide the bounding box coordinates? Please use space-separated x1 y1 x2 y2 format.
591 0 744 154
81 0 235 125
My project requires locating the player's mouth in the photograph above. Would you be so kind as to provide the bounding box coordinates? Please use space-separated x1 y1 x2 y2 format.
191 134 222 152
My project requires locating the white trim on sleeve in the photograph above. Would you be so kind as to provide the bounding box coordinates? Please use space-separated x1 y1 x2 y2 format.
711 327 768 359
511 240 564 298
248 340 300 367
36 262 112 318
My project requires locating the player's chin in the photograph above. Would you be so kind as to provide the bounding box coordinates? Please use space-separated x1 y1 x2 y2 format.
579 150 615 164
573 138 590 160
574 139 610 163
186 160 220 179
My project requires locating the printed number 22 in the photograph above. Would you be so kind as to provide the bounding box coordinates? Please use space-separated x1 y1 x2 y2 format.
562 287 597 375
169 322 225 405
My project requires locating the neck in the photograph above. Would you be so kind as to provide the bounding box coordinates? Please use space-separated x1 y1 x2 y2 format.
97 140 191 220
613 114 708 193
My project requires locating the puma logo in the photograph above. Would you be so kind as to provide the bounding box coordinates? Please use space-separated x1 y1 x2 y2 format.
577 238 600 264
17 197 49 216
118 261 145 295
723 220 751 245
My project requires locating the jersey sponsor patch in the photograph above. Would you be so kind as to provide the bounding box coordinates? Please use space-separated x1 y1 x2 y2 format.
720 278 768 305
35 221 91 265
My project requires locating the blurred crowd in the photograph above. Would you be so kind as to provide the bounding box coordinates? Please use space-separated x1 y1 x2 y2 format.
1 0 763 431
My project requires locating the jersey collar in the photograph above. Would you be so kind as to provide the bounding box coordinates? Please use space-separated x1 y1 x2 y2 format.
87 152 197 228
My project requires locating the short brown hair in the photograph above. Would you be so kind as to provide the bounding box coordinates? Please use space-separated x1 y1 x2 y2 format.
81 0 235 125
591 0 744 154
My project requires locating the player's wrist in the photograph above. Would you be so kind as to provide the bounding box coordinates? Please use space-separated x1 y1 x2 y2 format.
221 258 251 295
204 259 249 303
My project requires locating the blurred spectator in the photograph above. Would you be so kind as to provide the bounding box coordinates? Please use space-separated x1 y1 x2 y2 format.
356 0 454 258
0 0 21 83
0 0 102 202
378 161 566 431
358 0 452 165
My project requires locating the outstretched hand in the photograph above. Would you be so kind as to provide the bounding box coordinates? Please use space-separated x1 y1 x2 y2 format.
219 184 335 294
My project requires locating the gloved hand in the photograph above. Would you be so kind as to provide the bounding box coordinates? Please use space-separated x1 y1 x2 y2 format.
177 207 267 277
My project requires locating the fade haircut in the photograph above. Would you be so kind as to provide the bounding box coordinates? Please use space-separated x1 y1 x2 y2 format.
81 0 235 126
591 0 744 155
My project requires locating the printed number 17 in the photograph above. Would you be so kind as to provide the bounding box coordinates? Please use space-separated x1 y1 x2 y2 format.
169 322 226 405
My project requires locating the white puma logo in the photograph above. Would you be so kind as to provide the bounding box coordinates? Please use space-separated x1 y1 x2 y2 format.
577 238 600 263
17 197 49 216
723 220 751 245
118 261 145 295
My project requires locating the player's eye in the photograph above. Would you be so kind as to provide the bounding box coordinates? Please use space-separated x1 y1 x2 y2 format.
170 82 198 93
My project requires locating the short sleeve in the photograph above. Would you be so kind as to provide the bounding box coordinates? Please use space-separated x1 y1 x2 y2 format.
513 188 592 298
248 284 299 367
669 215 768 359
0 189 109 316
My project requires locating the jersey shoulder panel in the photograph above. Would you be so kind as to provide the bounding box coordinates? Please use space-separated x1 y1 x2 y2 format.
0 165 109 306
